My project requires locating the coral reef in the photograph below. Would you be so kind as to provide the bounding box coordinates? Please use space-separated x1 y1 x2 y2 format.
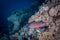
7 0 60 40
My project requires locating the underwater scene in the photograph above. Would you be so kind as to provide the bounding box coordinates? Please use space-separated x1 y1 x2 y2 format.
0 0 60 40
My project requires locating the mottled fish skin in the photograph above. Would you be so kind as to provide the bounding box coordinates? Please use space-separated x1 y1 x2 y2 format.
29 21 46 28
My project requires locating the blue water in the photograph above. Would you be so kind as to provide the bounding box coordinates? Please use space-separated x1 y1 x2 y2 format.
0 0 32 34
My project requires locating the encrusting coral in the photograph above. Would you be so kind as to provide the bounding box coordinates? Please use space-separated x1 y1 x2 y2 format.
28 0 60 40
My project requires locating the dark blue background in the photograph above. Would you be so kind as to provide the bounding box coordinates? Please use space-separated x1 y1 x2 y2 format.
0 0 32 33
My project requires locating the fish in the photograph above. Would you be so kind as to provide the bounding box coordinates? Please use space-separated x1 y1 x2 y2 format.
29 21 46 29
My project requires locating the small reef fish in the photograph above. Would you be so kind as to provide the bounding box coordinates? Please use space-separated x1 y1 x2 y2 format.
29 21 46 29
